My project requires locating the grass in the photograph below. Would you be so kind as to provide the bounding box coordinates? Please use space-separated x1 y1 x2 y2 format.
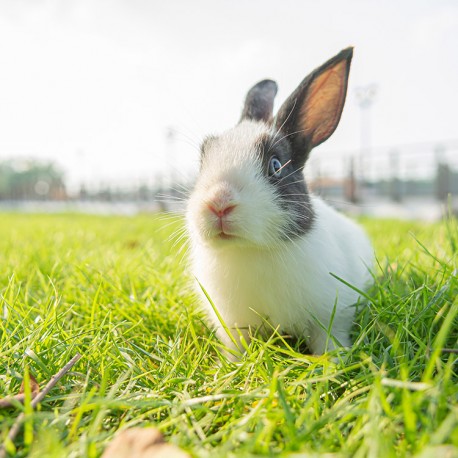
0 212 457 457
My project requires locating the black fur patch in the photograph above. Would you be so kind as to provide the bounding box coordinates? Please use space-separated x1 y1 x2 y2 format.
258 134 315 238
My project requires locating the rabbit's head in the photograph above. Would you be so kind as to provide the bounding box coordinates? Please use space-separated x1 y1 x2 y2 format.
187 48 353 249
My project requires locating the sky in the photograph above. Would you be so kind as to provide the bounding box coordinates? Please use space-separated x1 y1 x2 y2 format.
0 0 457 191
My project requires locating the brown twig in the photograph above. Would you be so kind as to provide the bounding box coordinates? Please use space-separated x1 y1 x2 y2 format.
441 348 458 354
0 375 40 409
0 353 82 458
0 393 39 409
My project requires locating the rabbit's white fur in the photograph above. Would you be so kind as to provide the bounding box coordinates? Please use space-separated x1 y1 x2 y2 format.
187 120 373 356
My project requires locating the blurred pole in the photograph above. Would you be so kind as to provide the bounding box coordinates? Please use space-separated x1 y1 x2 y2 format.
75 148 88 200
354 84 377 189
389 149 402 202
344 156 358 203
435 144 450 202
166 126 177 197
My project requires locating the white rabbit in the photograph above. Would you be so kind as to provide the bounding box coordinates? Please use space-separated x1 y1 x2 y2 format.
186 48 373 357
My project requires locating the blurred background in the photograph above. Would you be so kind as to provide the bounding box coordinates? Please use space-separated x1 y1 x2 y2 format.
0 0 457 220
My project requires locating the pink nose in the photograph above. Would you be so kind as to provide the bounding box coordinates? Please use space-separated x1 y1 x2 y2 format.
207 203 236 218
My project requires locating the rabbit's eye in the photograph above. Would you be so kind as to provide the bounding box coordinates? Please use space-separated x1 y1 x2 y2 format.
268 156 283 178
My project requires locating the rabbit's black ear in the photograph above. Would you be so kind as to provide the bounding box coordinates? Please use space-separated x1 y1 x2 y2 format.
240 79 278 123
275 48 353 160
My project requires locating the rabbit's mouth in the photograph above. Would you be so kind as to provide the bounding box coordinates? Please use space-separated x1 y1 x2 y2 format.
217 232 236 241
205 227 244 245
204 204 240 241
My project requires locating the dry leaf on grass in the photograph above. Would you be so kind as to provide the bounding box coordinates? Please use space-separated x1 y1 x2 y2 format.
101 427 191 458
0 374 40 409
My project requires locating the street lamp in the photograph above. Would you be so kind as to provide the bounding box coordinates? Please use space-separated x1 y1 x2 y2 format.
165 126 177 191
354 84 377 185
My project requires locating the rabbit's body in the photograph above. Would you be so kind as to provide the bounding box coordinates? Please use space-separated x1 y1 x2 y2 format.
191 194 372 353
186 48 373 356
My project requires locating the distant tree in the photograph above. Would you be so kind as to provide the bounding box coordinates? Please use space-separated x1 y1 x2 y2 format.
0 159 66 201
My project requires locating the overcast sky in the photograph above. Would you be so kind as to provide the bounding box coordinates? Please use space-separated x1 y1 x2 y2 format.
1 0 457 190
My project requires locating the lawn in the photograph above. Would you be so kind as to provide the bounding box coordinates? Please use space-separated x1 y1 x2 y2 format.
0 213 457 457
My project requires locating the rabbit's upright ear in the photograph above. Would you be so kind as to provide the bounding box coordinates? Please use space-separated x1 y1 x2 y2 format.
240 79 278 123
275 48 353 160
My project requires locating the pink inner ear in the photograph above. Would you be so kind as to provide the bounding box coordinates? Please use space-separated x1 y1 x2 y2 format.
300 60 347 147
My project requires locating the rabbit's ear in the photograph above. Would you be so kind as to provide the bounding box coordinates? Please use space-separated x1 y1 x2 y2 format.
275 48 353 158
240 79 278 123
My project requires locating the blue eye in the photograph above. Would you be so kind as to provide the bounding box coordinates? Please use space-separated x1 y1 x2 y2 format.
268 156 282 177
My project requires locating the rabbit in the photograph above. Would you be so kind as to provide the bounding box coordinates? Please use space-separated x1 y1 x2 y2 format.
186 47 373 358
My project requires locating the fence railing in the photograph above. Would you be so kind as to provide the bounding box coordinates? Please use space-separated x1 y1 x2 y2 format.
306 140 458 204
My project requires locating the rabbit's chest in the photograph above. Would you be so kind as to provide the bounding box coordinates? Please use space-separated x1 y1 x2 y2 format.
202 247 315 326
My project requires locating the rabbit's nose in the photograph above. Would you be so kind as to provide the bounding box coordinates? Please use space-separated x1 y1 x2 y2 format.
207 202 237 218
206 186 237 218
